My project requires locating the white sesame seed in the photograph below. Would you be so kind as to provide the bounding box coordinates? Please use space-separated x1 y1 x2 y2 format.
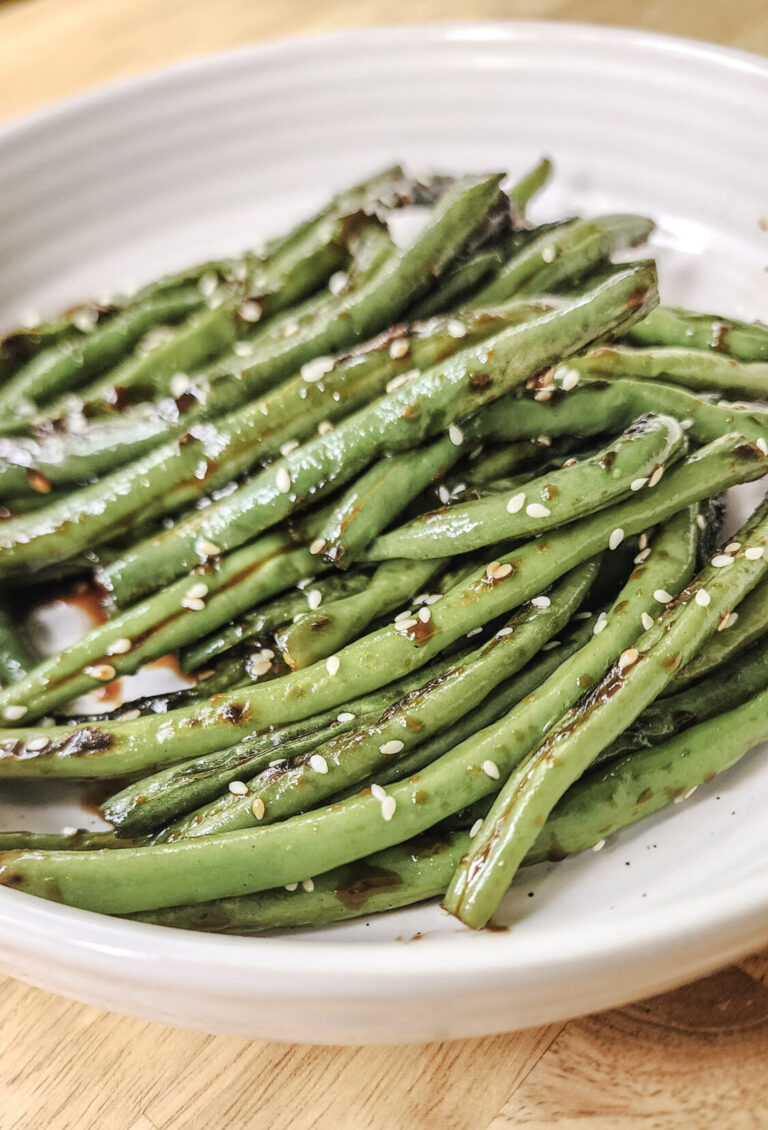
73 309 97 333
105 637 132 656
25 736 50 751
269 758 287 767
634 548 652 564
593 613 608 635
526 502 551 519
683 786 698 801
438 485 451 505
301 878 315 892
418 606 431 623
252 797 266 820
279 439 300 456
380 796 397 821
307 589 323 610
718 611 738 632
386 369 418 394
745 546 765 560
592 839 606 852
711 554 734 568
396 618 418 630
182 597 206 612
531 595 551 609
233 340 255 357
680 418 694 430
641 612 654 631
448 423 464 446
229 780 248 796
301 356 334 383
371 784 386 801
725 541 741 553
447 319 467 339
757 437 768 456
654 589 673 604
491 562 513 580
337 712 355 723
326 655 340 677
608 528 624 551
239 300 262 323
695 588 711 607
541 245 556 263
275 466 292 494
630 477 648 492
618 647 640 671
379 740 404 756
495 627 513 638
249 658 273 678
696 513 707 530
481 760 500 780
309 538 327 555
328 270 348 296
309 754 329 774
198 271 218 297
84 664 116 681
486 561 501 579
121 708 141 721
562 457 578 468
317 420 334 436
186 582 209 600
170 372 191 398
647 465 664 488
534 389 553 403
394 608 414 622
389 338 410 359
638 533 648 550
575 611 593 621
537 435 551 447
285 882 299 891
466 627 483 638
196 538 221 557
560 368 580 391
415 593 441 605
469 819 483 839
542 640 561 651
506 492 526 514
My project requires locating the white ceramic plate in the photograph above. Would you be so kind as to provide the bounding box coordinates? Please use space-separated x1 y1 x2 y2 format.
1 22 768 1046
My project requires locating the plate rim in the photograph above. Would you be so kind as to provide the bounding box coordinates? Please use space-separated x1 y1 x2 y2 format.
1 18 768 1004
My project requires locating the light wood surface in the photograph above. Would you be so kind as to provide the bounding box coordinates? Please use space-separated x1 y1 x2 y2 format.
1 2 767 1127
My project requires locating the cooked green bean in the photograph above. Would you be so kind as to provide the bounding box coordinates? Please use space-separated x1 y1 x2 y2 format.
625 305 768 362
560 345 768 401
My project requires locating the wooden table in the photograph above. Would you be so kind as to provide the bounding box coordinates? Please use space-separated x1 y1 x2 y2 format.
1 2 767 1126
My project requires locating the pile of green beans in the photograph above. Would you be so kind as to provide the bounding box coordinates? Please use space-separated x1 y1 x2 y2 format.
1 161 767 936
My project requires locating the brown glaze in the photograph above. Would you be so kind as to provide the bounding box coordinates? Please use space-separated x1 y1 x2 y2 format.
335 863 402 911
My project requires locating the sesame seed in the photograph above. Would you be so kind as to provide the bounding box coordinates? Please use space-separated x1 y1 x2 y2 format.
279 440 300 456
309 754 329 774
542 640 561 651
337 712 355 723
746 546 764 560
120 708 142 721
592 839 606 852
641 612 654 631
252 797 266 820
534 389 553 402
711 554 734 568
418 607 431 623
269 758 287 767
309 538 327 555
438 485 451 505
84 664 116 681
466 627 483 638
198 272 218 297
448 424 464 446
380 740 404 755
680 418 694 430
182 597 206 612
618 647 640 671
187 582 209 600
275 467 292 494
526 502 551 519
695 588 711 607
301 356 334 383
239 300 262 323
630 477 648 491
326 656 340 676
491 562 513 580
593 613 608 635
634 548 651 564
654 589 673 604
506 492 526 514
285 882 299 891
249 659 273 678
73 309 97 333
415 593 441 605
638 533 648 550
718 611 738 631
317 420 334 436
25 736 50 751
495 627 513 638
562 457 578 468
541 245 556 263
647 465 664 488
757 437 768 455
608 528 624 551
481 760 500 780
394 609 414 623
560 368 580 391
396 618 418 630
105 638 132 656
386 369 418 394
725 541 741 553
696 513 707 531
170 372 191 398
537 435 551 447
575 611 593 621
486 561 501 579
447 319 467 339
328 270 348 296
531 595 551 609
196 538 221 557
389 338 410 359
683 786 698 801
301 878 315 892
307 589 323 610
229 781 248 796
469 819 483 839
233 341 255 357
380 796 397 821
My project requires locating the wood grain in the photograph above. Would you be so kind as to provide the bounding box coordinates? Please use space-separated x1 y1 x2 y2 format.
0 1 767 1126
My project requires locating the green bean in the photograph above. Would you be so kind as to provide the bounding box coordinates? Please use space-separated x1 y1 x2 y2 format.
561 344 768 401
0 830 141 851
506 157 553 212
370 412 684 559
472 215 654 306
166 563 597 840
625 305 768 362
103 263 658 603
410 250 504 319
445 494 768 928
0 430 761 779
669 572 768 692
0 604 37 685
180 572 370 672
276 559 445 670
